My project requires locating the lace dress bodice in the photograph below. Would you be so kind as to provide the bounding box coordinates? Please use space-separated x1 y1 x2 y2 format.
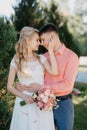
10 55 46 86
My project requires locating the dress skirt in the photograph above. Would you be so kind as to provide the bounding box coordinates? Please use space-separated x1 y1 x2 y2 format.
9 97 55 130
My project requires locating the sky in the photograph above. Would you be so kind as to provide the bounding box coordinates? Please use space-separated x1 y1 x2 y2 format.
0 0 75 18
0 0 50 18
0 0 16 18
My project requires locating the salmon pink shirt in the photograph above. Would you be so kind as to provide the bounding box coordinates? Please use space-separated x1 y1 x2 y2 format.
42 44 79 96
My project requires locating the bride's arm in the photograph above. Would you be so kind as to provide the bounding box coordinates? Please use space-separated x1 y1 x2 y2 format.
7 65 33 103
43 49 58 75
42 38 58 75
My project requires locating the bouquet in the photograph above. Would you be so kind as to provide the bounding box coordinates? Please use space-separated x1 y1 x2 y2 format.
20 88 59 111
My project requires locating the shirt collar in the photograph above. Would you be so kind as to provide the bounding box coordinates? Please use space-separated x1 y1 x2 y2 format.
55 43 65 56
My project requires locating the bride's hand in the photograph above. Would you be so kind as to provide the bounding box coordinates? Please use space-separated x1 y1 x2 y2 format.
28 83 41 92
48 36 56 51
24 95 34 104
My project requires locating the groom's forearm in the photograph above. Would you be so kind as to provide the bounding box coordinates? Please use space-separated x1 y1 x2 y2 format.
16 83 29 92
16 83 41 93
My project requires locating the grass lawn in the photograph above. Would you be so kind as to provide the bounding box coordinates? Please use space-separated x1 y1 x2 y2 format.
73 82 87 130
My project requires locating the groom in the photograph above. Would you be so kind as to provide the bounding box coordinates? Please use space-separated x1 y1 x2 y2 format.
17 23 79 130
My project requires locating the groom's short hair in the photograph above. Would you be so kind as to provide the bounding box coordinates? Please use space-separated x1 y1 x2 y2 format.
39 23 58 36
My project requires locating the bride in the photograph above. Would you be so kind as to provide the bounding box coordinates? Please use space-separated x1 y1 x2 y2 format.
7 26 58 130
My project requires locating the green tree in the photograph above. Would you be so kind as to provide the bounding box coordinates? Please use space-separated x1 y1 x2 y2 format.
0 17 17 130
0 17 17 88
13 0 44 31
41 0 80 56
67 14 87 56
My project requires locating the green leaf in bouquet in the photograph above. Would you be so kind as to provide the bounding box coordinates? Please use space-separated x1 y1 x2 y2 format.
20 101 26 106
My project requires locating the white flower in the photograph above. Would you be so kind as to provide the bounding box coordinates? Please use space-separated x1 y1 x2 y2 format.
40 93 45 99
44 89 50 96
42 96 48 103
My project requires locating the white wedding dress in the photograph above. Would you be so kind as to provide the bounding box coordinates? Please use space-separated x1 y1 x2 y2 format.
9 55 55 130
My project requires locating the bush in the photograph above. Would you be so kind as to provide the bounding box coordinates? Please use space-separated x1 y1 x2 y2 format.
0 90 15 130
0 17 17 130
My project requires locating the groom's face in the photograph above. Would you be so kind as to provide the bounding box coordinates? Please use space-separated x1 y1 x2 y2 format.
40 33 50 50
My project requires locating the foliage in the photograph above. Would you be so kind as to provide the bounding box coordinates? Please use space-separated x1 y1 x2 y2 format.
65 0 87 56
73 82 87 130
77 36 87 56
0 91 15 130
67 15 87 56
0 18 17 88
12 0 45 31
41 0 80 56
0 17 17 130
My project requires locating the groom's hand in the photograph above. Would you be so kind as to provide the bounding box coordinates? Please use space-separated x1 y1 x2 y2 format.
28 83 41 92
16 83 41 93
16 83 29 92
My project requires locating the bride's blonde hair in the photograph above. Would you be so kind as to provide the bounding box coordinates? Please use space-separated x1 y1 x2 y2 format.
14 26 39 76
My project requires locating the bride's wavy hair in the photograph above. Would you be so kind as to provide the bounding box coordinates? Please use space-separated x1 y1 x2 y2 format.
14 26 39 76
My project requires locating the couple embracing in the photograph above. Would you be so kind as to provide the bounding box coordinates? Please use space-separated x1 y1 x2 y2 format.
7 23 79 130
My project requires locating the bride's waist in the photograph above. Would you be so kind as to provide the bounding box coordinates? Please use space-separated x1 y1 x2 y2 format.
18 79 44 86
22 90 33 96
16 91 33 102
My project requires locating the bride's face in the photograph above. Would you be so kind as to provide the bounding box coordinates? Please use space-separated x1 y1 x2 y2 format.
28 32 40 51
